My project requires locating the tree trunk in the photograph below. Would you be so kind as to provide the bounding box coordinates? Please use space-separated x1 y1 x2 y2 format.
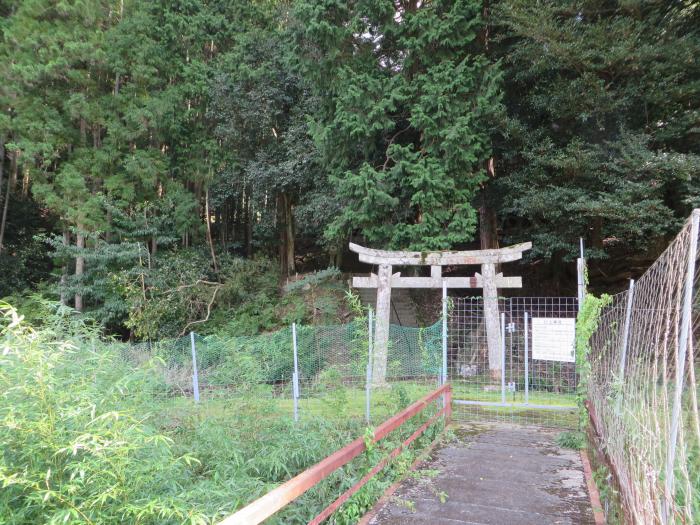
284 194 295 276
232 194 240 244
21 165 30 198
329 246 343 268
205 189 219 272
245 192 253 258
479 192 499 251
60 231 70 305
74 227 85 312
80 117 87 146
277 194 286 274
277 192 295 277
9 149 17 191
219 203 226 248
0 145 8 256
0 139 4 253
0 139 5 201
479 159 500 279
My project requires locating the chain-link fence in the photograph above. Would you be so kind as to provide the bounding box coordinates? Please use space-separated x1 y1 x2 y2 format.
117 318 443 424
587 210 700 524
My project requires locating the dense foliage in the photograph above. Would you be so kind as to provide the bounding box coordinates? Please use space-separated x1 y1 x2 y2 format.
1 0 699 332
491 0 700 264
293 0 502 251
0 304 442 524
0 305 203 523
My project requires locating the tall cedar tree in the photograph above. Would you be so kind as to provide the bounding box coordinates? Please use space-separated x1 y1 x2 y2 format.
293 0 503 251
209 15 324 276
490 0 700 270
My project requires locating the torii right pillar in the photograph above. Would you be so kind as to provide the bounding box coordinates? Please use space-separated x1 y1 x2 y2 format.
480 261 502 380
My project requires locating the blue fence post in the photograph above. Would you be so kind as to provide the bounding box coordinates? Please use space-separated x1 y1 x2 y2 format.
500 313 506 405
190 331 200 403
524 312 529 405
366 309 374 424
292 323 300 422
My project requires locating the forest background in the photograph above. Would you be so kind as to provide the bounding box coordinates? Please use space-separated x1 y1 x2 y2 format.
1 0 699 340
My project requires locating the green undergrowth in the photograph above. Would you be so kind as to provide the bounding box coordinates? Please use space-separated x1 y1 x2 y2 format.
0 304 443 524
555 430 586 450
575 293 612 429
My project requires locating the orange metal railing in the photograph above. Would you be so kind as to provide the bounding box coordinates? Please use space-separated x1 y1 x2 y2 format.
218 384 452 525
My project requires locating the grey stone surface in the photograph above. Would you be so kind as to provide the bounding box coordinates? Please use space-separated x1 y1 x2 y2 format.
358 288 423 327
367 423 595 525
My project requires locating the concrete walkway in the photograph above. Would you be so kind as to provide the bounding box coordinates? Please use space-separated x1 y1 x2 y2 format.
365 423 596 525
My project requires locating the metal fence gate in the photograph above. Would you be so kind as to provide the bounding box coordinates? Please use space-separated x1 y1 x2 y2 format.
448 297 579 428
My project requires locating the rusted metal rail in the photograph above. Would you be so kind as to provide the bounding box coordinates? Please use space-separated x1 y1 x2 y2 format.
218 384 452 525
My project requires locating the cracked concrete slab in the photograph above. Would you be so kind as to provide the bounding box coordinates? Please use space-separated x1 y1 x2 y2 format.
365 423 595 525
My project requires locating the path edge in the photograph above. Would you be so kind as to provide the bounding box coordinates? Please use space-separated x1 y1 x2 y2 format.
357 424 452 525
580 449 606 525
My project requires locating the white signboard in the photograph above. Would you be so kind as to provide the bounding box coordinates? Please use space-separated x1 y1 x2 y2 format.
531 317 576 362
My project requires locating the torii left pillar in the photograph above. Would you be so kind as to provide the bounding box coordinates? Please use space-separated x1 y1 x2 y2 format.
373 264 393 385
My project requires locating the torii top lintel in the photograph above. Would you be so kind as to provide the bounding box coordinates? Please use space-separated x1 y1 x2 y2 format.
348 241 532 266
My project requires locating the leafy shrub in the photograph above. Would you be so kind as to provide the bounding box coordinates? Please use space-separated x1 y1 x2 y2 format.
0 304 203 524
121 248 218 340
556 430 586 450
205 257 282 336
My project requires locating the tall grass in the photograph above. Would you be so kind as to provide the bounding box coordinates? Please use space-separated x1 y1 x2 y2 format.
1 304 443 524
0 304 204 524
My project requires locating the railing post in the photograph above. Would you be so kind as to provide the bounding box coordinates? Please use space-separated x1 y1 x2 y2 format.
501 312 506 405
190 331 200 404
366 309 374 424
616 279 635 414
442 280 448 385
524 312 529 405
664 210 699 521
292 323 300 422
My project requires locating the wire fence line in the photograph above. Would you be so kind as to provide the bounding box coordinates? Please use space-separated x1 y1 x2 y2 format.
117 317 444 423
587 210 700 524
117 295 582 429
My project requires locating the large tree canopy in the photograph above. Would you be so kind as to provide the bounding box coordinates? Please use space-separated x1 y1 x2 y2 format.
1 0 699 333
490 0 700 264
293 0 503 251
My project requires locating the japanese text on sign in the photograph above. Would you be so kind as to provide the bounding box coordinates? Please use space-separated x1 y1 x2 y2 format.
532 317 576 362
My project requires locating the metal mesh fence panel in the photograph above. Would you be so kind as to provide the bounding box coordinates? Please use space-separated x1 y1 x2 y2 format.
588 211 700 524
296 321 367 421
448 296 578 428
117 336 198 399
115 318 442 424
379 321 443 421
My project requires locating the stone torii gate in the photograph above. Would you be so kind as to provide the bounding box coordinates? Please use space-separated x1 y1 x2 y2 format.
350 242 532 385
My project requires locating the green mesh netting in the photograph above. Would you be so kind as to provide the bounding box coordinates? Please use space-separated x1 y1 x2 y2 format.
118 319 443 413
